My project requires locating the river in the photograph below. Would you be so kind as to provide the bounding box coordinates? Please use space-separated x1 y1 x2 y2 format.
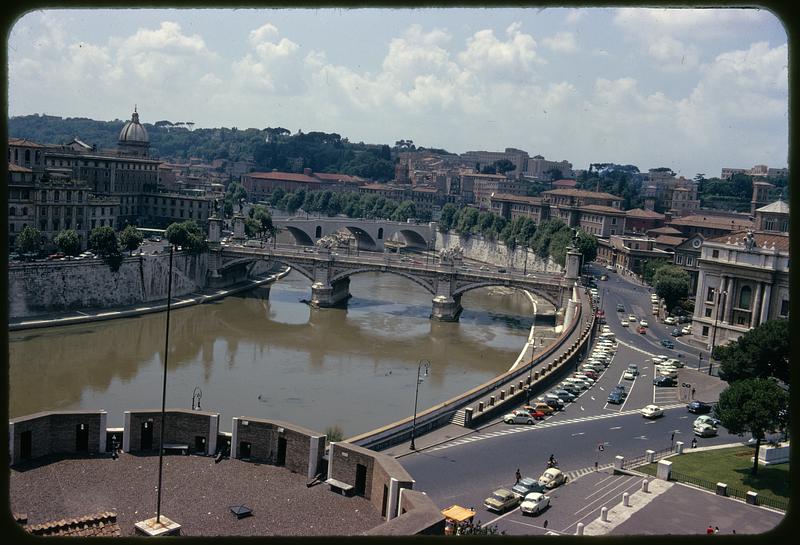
8 270 554 437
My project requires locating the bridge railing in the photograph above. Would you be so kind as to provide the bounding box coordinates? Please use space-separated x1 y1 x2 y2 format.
345 289 590 451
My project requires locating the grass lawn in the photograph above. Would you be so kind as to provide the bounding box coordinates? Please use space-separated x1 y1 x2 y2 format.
637 446 790 504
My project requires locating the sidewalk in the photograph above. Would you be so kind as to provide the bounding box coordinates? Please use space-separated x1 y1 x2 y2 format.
9 268 289 331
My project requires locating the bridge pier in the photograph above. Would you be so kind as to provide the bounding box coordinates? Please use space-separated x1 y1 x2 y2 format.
431 294 462 322
311 277 351 308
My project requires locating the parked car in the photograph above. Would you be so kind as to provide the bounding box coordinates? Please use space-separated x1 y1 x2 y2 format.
622 370 636 380
538 468 566 489
527 402 555 415
613 384 627 397
671 328 682 337
607 391 624 404
694 415 721 428
581 370 599 380
552 389 576 402
660 339 675 349
627 364 639 375
641 404 664 419
650 294 659 303
666 358 684 368
503 410 535 425
653 376 676 387
687 401 713 414
682 325 692 335
664 316 677 325
657 369 678 379
512 477 546 498
538 397 564 411
557 383 581 396
678 315 692 324
497 268 507 273
606 265 614 271
484 488 520 512
693 423 718 437
600 274 608 281
616 303 625 312
520 492 551 515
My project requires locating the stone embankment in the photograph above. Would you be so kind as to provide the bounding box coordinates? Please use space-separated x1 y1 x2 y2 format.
435 231 563 273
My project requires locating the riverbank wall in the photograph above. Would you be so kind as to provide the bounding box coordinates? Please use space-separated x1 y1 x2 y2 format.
8 252 208 319
435 231 563 273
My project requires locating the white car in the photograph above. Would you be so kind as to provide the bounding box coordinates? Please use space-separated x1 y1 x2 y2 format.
657 369 678 379
693 423 718 437
628 315 637 323
623 370 636 380
606 265 614 271
664 316 677 325
639 320 649 328
503 410 535 425
666 358 684 368
538 468 566 489
682 325 692 335
620 320 629 327
694 415 721 428
651 294 659 303
641 405 664 419
573 374 595 385
651 355 668 364
520 492 551 515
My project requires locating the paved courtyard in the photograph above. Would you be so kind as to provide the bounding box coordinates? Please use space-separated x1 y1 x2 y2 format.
10 453 384 536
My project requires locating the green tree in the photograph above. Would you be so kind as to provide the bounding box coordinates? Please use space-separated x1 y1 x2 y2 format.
653 265 690 312
391 200 417 222
717 320 790 385
15 225 43 255
119 225 144 256
165 220 207 254
715 378 788 475
574 230 598 265
53 229 81 256
455 207 480 235
642 259 670 285
88 226 120 258
438 203 458 232
270 187 286 207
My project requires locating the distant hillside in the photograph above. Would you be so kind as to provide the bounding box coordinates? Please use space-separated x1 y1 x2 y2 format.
8 114 413 181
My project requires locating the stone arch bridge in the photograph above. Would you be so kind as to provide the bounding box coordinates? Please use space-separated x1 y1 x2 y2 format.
212 244 581 323
273 216 435 252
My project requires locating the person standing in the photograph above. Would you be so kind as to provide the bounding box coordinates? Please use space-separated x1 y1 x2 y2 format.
516 468 521 484
714 527 720 534
707 525 714 535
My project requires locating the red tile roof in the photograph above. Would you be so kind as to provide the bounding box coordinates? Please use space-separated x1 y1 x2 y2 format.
543 188 622 200
8 163 32 173
706 230 789 252
8 138 45 148
490 193 543 205
626 208 665 219
647 226 683 235
669 215 753 230
653 235 687 247
25 512 121 537
313 172 362 183
552 179 577 188
247 172 320 183
579 204 626 215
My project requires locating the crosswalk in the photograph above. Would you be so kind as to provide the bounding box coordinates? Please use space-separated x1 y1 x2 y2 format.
426 403 687 453
564 463 615 483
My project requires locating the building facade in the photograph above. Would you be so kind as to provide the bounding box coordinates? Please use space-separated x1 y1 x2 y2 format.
691 230 789 347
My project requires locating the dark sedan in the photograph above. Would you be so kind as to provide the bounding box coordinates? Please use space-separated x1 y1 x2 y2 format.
607 391 624 404
687 401 713 414
660 339 675 349
654 375 677 387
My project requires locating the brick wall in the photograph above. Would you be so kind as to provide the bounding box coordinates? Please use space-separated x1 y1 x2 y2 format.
363 489 445 535
9 411 106 464
124 409 218 454
231 417 325 478
329 442 414 518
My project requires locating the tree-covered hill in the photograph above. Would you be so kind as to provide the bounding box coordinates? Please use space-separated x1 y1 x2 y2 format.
8 114 420 181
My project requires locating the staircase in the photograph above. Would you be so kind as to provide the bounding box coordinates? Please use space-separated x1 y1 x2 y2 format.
448 409 467 427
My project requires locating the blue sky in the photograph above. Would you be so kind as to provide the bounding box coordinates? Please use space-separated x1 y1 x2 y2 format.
8 7 788 177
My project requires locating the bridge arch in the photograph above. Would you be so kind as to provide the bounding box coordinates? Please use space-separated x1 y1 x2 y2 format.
452 282 561 308
283 226 315 246
393 228 428 249
343 227 377 251
329 267 435 295
261 256 316 283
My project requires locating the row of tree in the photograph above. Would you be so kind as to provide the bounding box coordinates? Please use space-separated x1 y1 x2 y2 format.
438 203 598 267
270 189 424 223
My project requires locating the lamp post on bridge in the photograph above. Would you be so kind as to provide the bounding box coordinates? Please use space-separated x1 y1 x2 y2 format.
409 359 431 451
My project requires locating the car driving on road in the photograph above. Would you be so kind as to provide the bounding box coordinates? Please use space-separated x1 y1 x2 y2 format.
512 477 546 498
520 492 551 516
538 468 566 489
484 488 520 513
653 375 677 387
693 423 718 437
660 339 675 349
641 404 664 419
687 401 713 414
694 415 721 428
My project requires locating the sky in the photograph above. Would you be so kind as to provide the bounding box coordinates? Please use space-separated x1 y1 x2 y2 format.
7 7 789 178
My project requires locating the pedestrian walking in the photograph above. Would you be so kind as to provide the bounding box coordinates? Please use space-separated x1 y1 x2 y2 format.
691 387 696 399
543 520 548 529
516 468 521 484
707 525 714 535
692 437 698 449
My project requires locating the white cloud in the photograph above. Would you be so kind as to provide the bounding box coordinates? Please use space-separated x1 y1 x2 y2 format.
565 9 586 24
230 23 303 95
542 32 577 53
613 7 769 38
646 35 699 71
458 22 543 75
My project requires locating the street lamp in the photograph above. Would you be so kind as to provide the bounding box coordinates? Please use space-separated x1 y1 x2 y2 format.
708 288 727 375
409 359 431 451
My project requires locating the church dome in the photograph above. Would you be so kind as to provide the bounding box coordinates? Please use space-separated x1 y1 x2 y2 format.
118 107 149 143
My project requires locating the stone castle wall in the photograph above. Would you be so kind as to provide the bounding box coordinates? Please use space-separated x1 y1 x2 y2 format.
435 231 564 274
7 252 208 319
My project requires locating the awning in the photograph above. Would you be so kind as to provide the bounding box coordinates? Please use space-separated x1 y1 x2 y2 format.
441 505 476 523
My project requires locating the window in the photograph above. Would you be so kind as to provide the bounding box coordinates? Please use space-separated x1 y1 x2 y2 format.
780 300 789 317
712 249 719 259
736 316 747 326
738 286 752 310
764 218 776 231
675 254 684 265
706 287 715 302
705 308 712 317
9 207 15 216
10 223 14 232
22 207 27 216
687 257 694 267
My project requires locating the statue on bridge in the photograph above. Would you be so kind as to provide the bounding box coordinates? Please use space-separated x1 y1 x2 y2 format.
439 246 464 264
